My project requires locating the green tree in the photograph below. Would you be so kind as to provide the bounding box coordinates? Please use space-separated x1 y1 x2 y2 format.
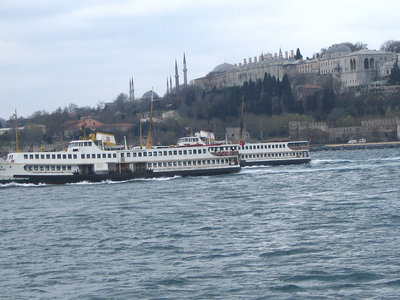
294 48 303 60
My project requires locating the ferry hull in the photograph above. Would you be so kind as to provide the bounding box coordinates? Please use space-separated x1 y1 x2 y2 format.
241 158 311 167
0 166 241 185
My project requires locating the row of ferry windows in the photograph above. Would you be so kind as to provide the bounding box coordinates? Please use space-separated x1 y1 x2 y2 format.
243 144 285 150
243 151 308 159
24 165 72 172
22 148 209 160
148 159 230 168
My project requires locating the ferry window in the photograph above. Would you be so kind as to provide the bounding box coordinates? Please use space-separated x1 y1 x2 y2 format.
45 166 49 171
108 154 112 158
127 153 131 157
57 166 61 170
40 166 44 171
97 154 101 158
39 154 44 159
81 154 85 159
63 154 67 159
113 154 116 158
88 142 92 146
193 161 196 165
84 142 88 146
268 145 271 149
193 149 197 154
179 150 182 155
153 152 157 157
283 144 286 148
158 151 162 156
24 154 28 159
29 154 33 159
34 166 38 170
121 153 124 158
92 154 96 158
143 152 147 157
188 150 192 154
138 152 142 157
188 161 191 166
207 160 211 164
67 166 71 170
203 149 206 154
73 149 78 152
35 154 39 159
158 162 162 167
51 166 55 171
169 151 172 155
183 161 187 166
86 154 90 159
148 152 152 157
46 154 51 159
62 166 66 170
57 154 61 159
257 146 260 149
148 163 151 168
163 162 167 167
133 153 137 157
164 151 167 156
173 162 177 166
183 150 187 155
173 150 177 155
168 162 172 167
178 161 182 166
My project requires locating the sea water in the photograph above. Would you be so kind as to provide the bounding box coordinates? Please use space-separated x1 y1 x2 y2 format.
1 148 399 299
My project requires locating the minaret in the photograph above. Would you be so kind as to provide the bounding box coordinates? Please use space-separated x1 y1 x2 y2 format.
183 53 188 87
175 59 180 92
129 77 135 101
170 76 173 92
166 77 169 94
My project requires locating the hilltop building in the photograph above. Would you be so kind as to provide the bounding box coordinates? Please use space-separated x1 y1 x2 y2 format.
193 44 400 91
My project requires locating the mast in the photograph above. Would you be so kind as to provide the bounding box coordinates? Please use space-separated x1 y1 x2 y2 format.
139 113 143 147
146 88 154 149
13 109 20 152
238 96 244 145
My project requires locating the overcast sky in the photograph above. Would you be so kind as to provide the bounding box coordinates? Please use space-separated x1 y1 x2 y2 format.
1 0 399 119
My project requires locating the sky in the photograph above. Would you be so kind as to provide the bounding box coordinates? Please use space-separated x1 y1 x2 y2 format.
1 0 399 120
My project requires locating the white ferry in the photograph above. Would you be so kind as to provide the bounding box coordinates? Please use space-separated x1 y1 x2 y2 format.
177 131 311 166
0 132 240 184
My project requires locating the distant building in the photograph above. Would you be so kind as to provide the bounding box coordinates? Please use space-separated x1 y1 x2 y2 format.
193 44 400 91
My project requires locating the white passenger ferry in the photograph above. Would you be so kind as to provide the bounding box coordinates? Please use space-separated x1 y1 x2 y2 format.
0 132 240 184
177 131 311 166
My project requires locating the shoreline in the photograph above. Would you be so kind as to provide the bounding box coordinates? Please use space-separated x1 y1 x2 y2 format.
310 141 400 151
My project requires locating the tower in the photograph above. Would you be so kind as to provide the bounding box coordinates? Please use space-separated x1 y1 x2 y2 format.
183 53 188 87
166 77 169 94
129 77 135 101
170 76 173 93
175 59 180 92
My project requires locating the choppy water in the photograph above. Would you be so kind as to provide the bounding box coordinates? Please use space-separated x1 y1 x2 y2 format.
1 148 400 299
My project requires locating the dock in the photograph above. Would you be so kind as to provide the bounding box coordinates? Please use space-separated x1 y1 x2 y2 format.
311 141 400 151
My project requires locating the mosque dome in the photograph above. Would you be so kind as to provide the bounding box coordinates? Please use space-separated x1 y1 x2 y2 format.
208 62 234 75
141 90 160 100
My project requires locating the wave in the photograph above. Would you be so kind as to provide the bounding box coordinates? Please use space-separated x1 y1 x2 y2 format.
66 175 182 186
0 182 47 188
